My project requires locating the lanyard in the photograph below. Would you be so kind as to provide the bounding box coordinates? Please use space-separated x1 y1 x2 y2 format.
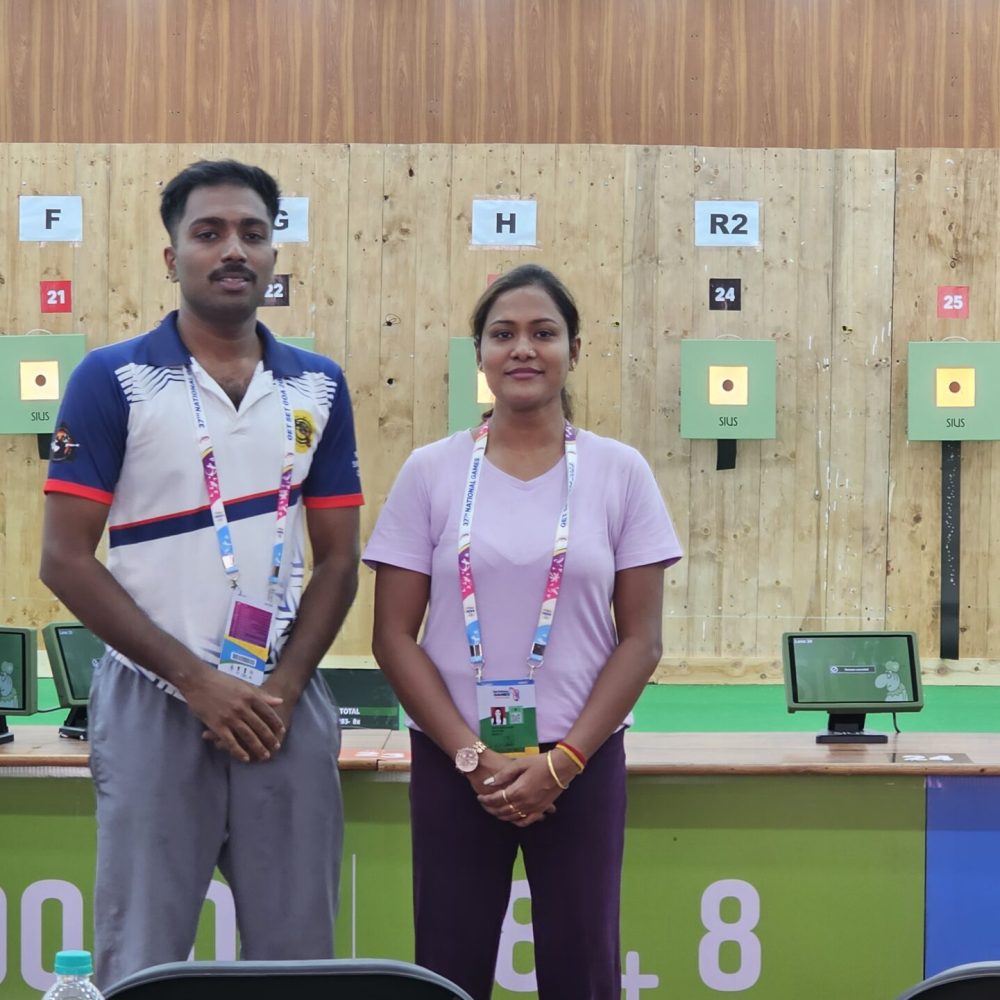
458 420 577 681
183 364 296 602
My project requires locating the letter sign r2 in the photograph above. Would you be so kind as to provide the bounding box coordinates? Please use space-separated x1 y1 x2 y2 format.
695 201 760 247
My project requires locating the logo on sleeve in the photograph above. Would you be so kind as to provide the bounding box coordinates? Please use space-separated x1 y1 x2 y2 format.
50 425 80 462
294 411 315 453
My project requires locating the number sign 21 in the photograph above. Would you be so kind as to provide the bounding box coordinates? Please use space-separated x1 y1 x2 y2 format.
40 280 72 314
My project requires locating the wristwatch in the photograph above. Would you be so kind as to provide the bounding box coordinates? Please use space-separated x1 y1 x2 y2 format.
454 740 487 773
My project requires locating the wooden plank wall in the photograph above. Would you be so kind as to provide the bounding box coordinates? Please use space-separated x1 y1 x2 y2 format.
3 1 1000 149
3 141 939 684
891 150 1000 684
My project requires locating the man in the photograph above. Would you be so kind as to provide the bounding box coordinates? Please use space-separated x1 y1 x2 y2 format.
40 160 362 988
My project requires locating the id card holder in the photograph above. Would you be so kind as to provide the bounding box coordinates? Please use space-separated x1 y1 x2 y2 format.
218 593 275 687
476 678 539 757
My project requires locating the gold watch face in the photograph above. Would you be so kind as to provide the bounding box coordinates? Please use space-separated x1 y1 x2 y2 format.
455 746 480 773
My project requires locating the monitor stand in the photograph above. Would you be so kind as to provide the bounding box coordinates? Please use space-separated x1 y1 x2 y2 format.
58 706 89 741
816 713 888 745
0 716 13 745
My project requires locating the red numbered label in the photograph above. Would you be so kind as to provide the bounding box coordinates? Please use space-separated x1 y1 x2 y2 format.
937 286 969 319
40 280 72 313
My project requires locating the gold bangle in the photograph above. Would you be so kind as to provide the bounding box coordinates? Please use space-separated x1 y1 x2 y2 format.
554 743 585 773
546 750 569 790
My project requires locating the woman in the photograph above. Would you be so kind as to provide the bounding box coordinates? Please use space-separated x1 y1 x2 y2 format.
364 264 681 999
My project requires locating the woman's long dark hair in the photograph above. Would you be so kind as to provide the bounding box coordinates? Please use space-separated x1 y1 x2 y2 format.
470 264 580 421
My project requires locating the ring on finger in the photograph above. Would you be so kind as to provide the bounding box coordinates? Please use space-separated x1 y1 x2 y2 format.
517 809 528 819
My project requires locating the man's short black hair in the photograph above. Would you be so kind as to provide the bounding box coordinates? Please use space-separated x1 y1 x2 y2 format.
160 160 281 243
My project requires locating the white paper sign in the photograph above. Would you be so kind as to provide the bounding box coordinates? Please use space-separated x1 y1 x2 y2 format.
273 197 309 243
694 200 760 247
19 196 83 242
471 199 538 247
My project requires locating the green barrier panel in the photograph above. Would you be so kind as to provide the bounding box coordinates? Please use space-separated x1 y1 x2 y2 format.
0 771 924 998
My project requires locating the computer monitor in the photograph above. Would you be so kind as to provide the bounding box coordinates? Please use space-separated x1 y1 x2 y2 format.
42 621 106 740
319 667 400 729
782 630 923 744
0 627 38 744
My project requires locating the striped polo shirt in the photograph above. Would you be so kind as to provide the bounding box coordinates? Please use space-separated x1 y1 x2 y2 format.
44 311 364 696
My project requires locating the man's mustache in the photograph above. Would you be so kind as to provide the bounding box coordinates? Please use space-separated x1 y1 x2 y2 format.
209 265 256 282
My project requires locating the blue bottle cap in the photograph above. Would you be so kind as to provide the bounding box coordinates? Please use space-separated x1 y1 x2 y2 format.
54 951 94 976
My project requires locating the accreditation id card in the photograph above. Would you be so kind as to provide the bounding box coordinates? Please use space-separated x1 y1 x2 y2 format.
218 593 275 687
476 678 539 756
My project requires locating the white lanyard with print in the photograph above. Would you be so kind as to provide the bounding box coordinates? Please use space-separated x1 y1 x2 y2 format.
458 420 578 755
183 364 296 684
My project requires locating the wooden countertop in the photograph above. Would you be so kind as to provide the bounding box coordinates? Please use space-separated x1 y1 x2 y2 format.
376 729 1000 775
5 727 1000 776
0 727 391 771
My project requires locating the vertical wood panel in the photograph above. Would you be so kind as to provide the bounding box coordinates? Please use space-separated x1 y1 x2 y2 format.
655 147 696 660
887 150 943 651
303 144 352 359
578 145 624 436
447 144 489 360
791 152 833 633
377 144 419 516
833 151 895 629
410 145 453 447
339 144 386 653
827 152 889 628
891 149 1000 660
107 144 180 344
756 149 808 651
74 145 112 345
620 146 658 460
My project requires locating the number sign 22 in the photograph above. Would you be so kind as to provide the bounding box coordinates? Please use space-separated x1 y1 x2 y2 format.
263 274 291 307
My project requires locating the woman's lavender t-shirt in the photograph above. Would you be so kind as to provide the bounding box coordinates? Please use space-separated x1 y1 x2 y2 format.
363 429 682 742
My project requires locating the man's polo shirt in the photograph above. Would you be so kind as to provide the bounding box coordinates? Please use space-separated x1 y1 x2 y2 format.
44 312 364 696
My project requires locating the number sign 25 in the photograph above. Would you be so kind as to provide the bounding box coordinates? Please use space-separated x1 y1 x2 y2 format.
937 286 969 319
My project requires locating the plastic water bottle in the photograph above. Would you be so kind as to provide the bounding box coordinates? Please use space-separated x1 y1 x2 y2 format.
42 951 105 999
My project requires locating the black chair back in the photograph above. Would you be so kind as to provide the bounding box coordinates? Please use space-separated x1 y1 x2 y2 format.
896 961 1000 999
104 958 475 1000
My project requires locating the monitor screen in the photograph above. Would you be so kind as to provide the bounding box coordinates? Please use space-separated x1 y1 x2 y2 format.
319 667 400 729
783 631 923 714
0 627 38 717
43 622 106 707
